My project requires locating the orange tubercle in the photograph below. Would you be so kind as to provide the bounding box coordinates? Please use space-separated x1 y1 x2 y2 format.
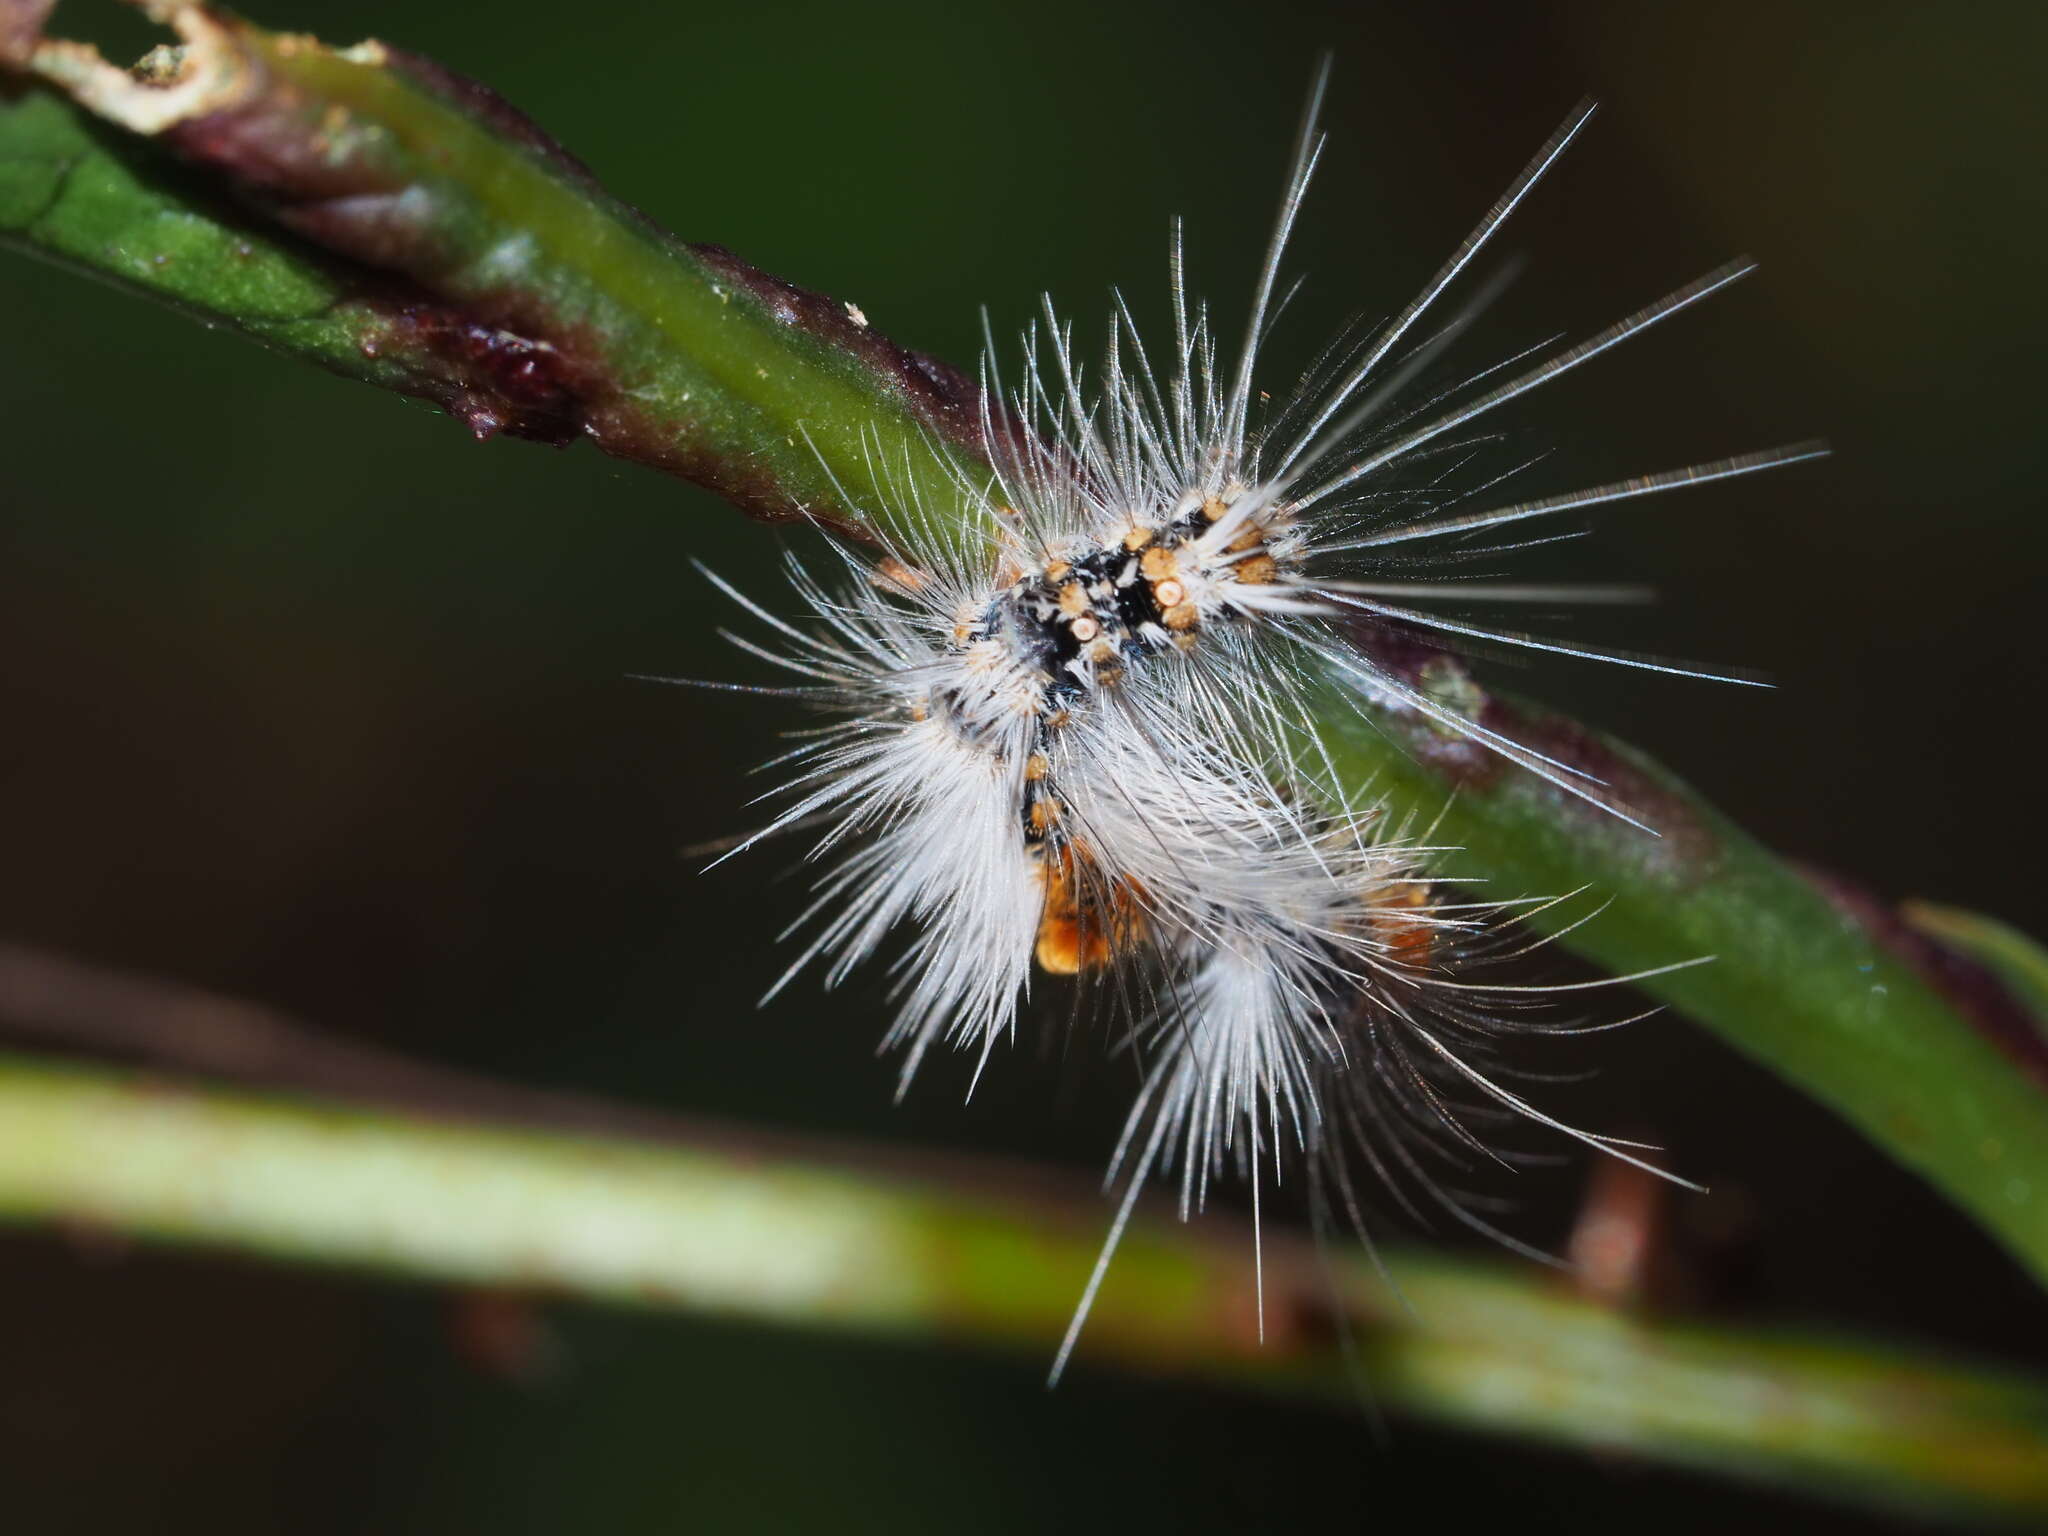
1234 553 1278 586
1035 841 1147 975
1370 882 1439 969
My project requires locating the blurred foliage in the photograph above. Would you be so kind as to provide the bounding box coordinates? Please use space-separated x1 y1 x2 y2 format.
2 0 2045 1530
5 1055 2045 1523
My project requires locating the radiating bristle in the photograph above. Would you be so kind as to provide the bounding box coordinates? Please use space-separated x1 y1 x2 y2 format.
695 72 1812 1376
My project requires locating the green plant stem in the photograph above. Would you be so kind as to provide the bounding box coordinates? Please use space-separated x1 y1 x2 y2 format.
3 5 2046 1280
1314 693 2048 1283
3 5 993 540
0 86 423 389
0 1052 2042 1522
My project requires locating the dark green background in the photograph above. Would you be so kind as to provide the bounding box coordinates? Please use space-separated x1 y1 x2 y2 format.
2 0 2042 1529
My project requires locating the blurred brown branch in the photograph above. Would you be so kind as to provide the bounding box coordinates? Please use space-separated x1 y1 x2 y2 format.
0 938 2045 1523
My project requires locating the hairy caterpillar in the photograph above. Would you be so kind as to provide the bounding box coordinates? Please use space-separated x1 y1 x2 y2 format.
697 71 1819 1373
